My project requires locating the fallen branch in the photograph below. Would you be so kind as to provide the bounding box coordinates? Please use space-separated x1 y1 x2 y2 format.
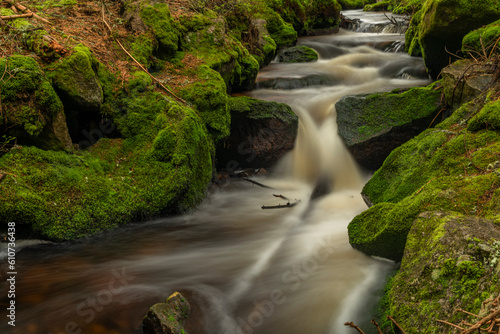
344 322 365 334
371 319 384 334
436 319 465 331
387 316 407 334
461 308 500 334
242 177 273 189
261 201 300 210
3 0 51 25
100 2 187 106
1 13 34 20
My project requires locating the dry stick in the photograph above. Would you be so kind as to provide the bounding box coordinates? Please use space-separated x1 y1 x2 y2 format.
242 177 273 189
3 0 51 24
387 316 407 334
462 308 500 334
273 194 289 200
457 309 480 318
371 319 384 334
100 4 188 106
436 319 465 331
344 322 366 334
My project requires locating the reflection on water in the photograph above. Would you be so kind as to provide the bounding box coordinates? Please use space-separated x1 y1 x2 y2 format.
0 10 429 334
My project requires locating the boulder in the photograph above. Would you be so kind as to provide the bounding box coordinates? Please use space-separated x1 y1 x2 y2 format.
0 56 72 151
216 96 298 171
275 46 318 63
247 19 277 67
336 83 443 170
143 291 191 334
442 59 494 108
388 211 500 333
409 0 500 78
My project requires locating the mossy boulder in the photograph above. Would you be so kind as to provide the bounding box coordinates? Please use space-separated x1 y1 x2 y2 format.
216 96 298 170
364 0 391 11
410 0 500 78
276 46 318 63
350 173 500 262
387 211 500 333
468 98 500 132
0 56 72 151
143 291 191 334
462 19 500 57
336 83 443 170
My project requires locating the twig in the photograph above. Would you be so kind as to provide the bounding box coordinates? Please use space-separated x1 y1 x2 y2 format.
3 0 51 25
261 201 300 209
457 309 480 318
242 177 273 189
344 322 366 334
273 194 289 200
371 319 383 334
461 308 500 334
436 319 465 330
100 2 188 106
387 316 406 334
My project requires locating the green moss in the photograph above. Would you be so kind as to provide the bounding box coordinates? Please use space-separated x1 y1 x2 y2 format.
276 45 318 63
179 65 230 142
140 2 180 58
468 99 500 132
462 19 500 57
338 0 376 10
364 0 390 11
228 96 297 124
129 33 157 68
0 56 65 147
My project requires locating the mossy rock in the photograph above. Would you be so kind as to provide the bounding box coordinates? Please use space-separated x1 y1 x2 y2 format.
462 19 500 57
276 46 318 63
336 83 443 170
364 0 391 11
338 0 376 10
468 98 500 132
350 173 500 262
0 56 72 151
387 211 500 333
139 2 180 58
178 65 230 142
143 291 191 334
216 96 298 170
417 0 500 78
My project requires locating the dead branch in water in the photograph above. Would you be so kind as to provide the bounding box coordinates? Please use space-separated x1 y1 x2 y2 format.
242 177 273 189
344 322 366 334
273 194 289 200
261 201 300 209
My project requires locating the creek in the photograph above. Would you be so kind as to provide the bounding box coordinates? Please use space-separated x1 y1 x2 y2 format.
0 10 431 334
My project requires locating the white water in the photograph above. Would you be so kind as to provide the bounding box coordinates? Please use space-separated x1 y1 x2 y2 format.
0 11 430 334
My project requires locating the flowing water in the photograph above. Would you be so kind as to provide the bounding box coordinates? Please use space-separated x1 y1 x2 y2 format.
0 11 431 334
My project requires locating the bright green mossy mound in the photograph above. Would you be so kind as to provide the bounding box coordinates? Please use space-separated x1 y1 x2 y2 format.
364 0 390 11
462 19 500 58
276 46 318 63
0 100 212 240
386 211 500 333
0 56 72 150
337 0 376 10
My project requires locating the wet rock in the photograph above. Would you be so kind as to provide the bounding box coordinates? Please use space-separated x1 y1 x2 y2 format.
336 83 443 170
275 46 318 63
247 19 277 67
442 59 494 108
143 291 191 334
216 96 298 171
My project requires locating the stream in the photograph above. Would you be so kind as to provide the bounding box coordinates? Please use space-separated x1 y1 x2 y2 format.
0 10 431 334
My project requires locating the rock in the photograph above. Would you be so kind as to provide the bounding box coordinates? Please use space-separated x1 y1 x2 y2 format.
408 0 500 78
336 83 443 170
388 211 500 333
0 56 72 151
216 96 298 171
247 19 277 67
143 291 191 334
442 59 494 108
276 46 318 63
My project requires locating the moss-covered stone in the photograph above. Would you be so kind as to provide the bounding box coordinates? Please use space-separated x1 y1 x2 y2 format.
0 56 72 150
468 98 500 132
364 0 391 11
276 45 318 63
139 2 180 58
462 19 500 57
416 0 500 78
336 83 443 169
387 211 500 333
143 291 191 334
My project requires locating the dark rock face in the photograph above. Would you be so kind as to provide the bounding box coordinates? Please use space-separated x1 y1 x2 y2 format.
143 291 191 334
217 96 298 171
336 84 444 170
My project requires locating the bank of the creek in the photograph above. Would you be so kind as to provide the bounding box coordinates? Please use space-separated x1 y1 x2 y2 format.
0 10 434 334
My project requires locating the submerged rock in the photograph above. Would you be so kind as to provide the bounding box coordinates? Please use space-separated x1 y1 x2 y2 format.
143 291 191 334
217 96 298 171
336 83 443 170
